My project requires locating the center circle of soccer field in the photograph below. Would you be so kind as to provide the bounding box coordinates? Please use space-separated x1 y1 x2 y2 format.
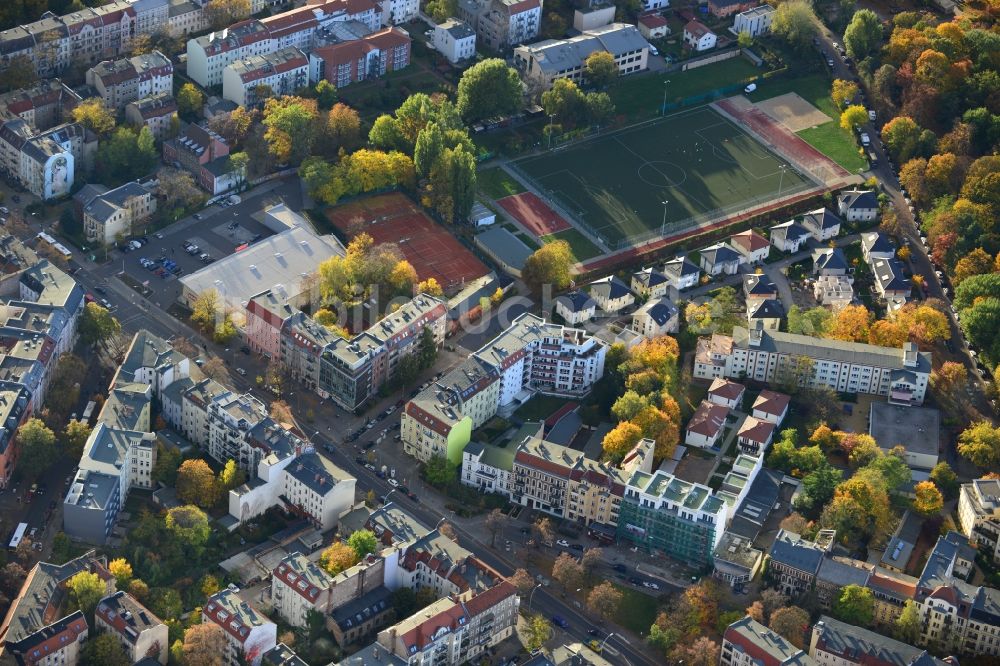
636 161 687 188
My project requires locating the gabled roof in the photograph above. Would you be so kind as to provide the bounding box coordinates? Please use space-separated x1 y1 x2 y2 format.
749 298 784 320
632 266 669 289
662 256 699 279
801 208 842 232
684 19 714 38
708 378 744 402
861 231 895 256
743 273 776 297
700 242 741 265
737 416 774 444
555 290 595 313
872 258 911 293
812 247 848 273
730 230 769 253
634 297 677 326
687 400 728 437
838 189 878 210
769 220 810 243
752 390 789 417
589 275 632 300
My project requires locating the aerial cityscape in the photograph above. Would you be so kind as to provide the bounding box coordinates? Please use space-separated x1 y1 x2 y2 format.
0 0 995 664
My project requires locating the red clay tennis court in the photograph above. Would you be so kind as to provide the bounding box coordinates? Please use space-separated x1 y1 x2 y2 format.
496 192 572 238
325 193 488 292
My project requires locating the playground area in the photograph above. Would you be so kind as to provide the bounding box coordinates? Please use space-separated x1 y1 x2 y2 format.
324 192 489 293
509 105 817 251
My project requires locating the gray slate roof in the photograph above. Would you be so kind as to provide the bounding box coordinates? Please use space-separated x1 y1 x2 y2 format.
768 529 824 574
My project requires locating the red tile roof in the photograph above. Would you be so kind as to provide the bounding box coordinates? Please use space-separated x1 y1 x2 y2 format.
638 13 668 28
708 378 745 402
684 19 713 38
737 417 774 444
730 230 769 253
753 390 790 417
687 400 728 437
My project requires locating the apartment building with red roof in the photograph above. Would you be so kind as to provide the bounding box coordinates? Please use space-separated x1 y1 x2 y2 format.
222 46 309 106
95 591 168 664
308 27 411 89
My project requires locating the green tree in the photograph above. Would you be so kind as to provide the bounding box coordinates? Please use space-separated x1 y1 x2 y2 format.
522 240 575 296
152 442 182 486
262 96 319 164
425 0 457 22
80 632 130 666
414 122 444 179
832 585 874 626
346 529 378 560
843 9 882 60
958 421 1000 467
796 462 842 512
786 305 831 336
16 418 57 480
841 104 869 131
67 571 104 617
164 505 211 553
423 454 455 486
771 0 817 51
456 58 523 122
427 143 477 223
865 447 910 490
315 79 337 109
895 599 922 643
542 78 588 128
212 314 238 344
190 289 220 332
71 98 116 136
882 116 923 162
61 420 91 458
584 51 618 88
176 459 219 508
150 587 182 620
177 83 205 119
526 615 552 651
79 302 121 347
228 151 249 191
218 459 245 490
930 462 958 498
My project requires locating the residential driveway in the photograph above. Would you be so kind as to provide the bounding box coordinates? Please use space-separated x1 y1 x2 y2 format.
763 263 795 309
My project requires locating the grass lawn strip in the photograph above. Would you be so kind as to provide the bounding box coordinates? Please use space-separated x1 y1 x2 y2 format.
478 167 527 199
541 228 603 261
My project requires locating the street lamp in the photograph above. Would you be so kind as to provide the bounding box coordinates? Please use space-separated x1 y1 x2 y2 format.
548 113 557 150
661 80 671 116
660 200 669 237
777 164 788 197
529 583 542 611
599 632 618 652
383 488 399 506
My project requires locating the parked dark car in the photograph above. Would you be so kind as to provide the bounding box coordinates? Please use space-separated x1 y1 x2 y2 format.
551 615 569 629
612 563 627 573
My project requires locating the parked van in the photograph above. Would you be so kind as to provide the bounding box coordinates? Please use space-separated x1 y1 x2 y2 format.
744 82 757 94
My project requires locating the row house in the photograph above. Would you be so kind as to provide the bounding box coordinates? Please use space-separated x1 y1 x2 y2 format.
168 0 210 38
767 529 833 598
222 47 310 107
85 49 173 111
124 93 177 142
0 0 153 78
244 292 444 411
694 323 931 405
203 588 278 666
809 616 949 665
271 552 336 629
375 582 519 666
0 551 113 665
95 591 168 664
721 616 812 666
403 313 606 464
186 0 381 87
309 28 411 89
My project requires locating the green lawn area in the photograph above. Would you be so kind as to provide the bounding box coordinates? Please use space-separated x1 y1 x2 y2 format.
478 167 526 199
513 394 574 422
613 584 661 635
541 228 603 261
515 232 539 249
797 123 869 172
748 73 868 173
611 57 762 118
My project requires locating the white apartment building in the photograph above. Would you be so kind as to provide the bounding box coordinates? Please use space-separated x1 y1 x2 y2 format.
203 589 277 666
86 50 173 111
95 591 169 665
271 552 335 628
434 19 477 64
207 391 268 471
662 256 701 290
461 440 516 496
459 0 542 51
222 47 309 107
403 313 605 464
694 324 931 405
732 4 774 38
186 0 380 87
380 0 419 24
514 23 648 90
838 189 879 222
959 478 1000 565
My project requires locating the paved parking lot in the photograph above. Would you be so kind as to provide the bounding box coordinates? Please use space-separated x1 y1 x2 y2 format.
115 182 303 309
